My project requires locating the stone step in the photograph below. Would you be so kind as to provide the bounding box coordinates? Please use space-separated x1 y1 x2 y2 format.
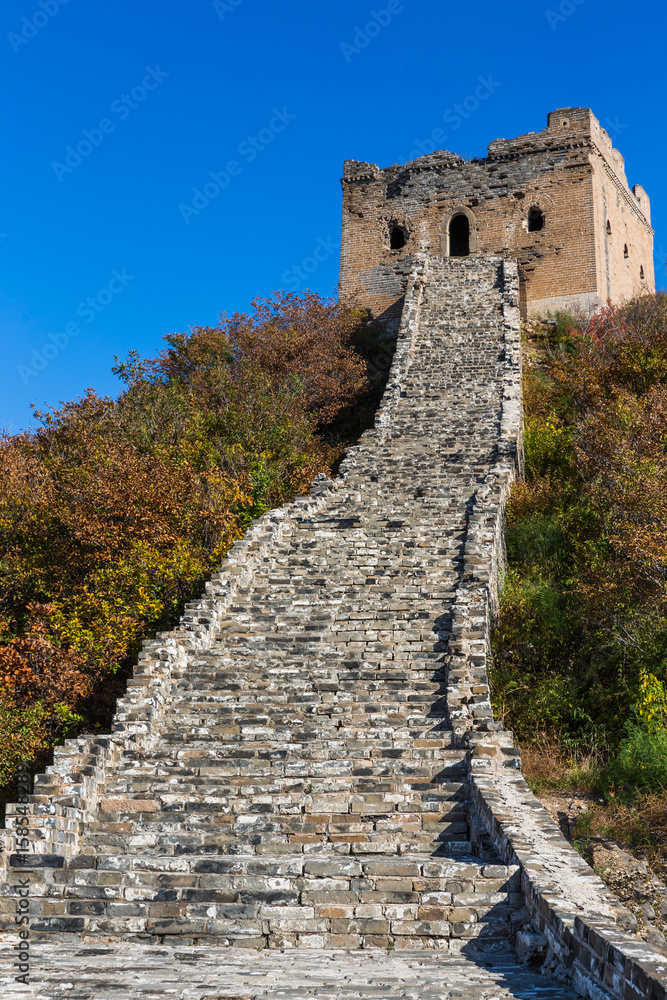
81 817 469 843
120 725 459 740
105 756 462 782
90 797 467 817
153 717 452 736
0 943 582 997
9 855 520 948
169 689 452 703
145 730 453 745
79 836 471 858
117 739 460 756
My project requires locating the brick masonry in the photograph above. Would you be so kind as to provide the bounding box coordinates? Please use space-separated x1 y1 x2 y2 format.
1 255 666 999
340 107 655 328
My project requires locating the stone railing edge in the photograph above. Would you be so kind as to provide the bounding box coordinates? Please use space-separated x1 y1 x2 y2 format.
374 253 428 438
469 758 667 999
446 256 522 740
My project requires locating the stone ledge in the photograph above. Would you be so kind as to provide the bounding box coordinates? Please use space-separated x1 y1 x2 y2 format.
469 754 667 999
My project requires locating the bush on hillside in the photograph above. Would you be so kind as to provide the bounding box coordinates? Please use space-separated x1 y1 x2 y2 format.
491 293 667 790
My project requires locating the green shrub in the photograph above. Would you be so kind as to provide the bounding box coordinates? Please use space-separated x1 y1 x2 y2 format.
607 723 667 793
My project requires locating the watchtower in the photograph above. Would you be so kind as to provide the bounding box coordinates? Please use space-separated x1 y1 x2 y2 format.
339 107 654 328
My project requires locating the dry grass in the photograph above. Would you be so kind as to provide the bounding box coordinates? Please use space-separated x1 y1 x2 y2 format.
519 732 604 795
578 795 667 861
518 735 667 871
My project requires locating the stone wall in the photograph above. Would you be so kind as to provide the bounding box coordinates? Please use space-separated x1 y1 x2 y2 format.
470 761 667 1000
3 255 667 997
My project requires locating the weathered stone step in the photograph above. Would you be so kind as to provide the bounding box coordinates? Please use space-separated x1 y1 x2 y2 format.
100 778 468 800
79 836 472 859
15 854 520 949
101 785 467 801
0 942 582 998
155 718 452 738
171 686 452 701
165 708 453 723
117 739 461 753
101 775 467 794
106 750 464 768
82 808 468 837
80 816 470 839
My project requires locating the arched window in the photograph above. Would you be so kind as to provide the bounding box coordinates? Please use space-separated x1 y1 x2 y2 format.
624 244 629 259
606 220 612 235
449 214 470 256
640 266 645 280
389 224 406 250
528 208 544 232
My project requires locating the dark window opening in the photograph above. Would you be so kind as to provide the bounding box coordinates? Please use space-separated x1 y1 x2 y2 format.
624 244 629 259
528 208 544 232
390 225 406 250
606 220 612 234
449 214 470 256
640 266 645 280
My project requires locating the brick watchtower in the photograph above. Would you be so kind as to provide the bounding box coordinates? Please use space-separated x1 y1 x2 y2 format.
339 107 654 328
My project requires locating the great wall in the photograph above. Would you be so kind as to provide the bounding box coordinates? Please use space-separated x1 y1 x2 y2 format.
1 109 665 999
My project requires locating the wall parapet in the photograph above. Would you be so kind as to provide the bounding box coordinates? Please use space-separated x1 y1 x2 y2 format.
445 257 522 740
469 755 667 999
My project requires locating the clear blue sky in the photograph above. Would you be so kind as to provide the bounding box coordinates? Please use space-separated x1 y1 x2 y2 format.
1 0 665 432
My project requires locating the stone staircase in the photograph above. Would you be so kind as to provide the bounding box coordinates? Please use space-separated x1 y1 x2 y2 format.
6 255 524 952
